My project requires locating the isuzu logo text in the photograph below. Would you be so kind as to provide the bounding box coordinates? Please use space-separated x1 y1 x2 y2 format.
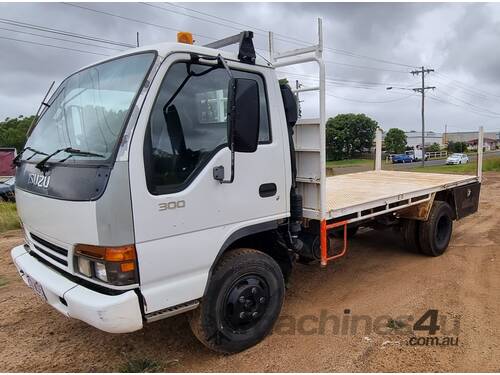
28 173 50 188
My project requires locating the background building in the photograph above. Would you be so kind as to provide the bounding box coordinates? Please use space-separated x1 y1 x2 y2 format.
444 131 499 143
466 138 499 151
405 131 443 148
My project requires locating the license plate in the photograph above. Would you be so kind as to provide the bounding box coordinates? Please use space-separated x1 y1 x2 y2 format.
26 274 48 303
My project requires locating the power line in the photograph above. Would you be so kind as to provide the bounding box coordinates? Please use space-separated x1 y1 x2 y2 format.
0 35 110 57
427 94 500 119
141 3 258 36
141 2 411 74
0 26 124 51
433 88 500 117
162 1 312 47
277 70 413 88
435 72 500 99
141 2 418 69
63 2 419 72
62 2 217 42
326 92 417 104
324 59 409 74
431 76 493 102
0 18 134 48
163 1 419 69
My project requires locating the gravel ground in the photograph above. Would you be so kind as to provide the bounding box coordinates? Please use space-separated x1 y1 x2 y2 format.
0 173 499 372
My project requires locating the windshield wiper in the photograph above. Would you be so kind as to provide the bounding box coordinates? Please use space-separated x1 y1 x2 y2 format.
12 147 49 167
35 147 105 172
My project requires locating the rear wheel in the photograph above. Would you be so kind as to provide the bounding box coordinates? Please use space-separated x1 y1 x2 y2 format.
188 248 285 354
401 219 421 253
419 201 453 256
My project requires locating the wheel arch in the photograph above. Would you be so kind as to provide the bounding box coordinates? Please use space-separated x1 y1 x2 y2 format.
203 220 292 296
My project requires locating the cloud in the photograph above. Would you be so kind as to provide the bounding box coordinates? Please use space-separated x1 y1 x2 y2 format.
0 2 499 132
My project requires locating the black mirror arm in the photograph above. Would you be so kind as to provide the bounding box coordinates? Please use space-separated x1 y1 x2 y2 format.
214 97 236 184
217 54 233 79
214 147 235 184
212 54 236 184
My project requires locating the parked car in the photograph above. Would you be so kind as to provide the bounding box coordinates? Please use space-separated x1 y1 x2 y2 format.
392 154 414 163
0 176 15 202
412 149 429 161
446 153 469 165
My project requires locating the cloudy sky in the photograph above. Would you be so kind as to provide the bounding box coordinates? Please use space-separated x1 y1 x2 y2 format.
1 2 500 134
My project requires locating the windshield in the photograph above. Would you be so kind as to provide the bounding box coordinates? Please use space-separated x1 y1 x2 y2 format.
24 52 155 163
451 153 462 157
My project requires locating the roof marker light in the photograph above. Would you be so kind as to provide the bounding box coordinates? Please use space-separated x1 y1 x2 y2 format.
177 32 194 45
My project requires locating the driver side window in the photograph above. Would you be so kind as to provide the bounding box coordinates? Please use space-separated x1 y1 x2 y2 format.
144 61 270 195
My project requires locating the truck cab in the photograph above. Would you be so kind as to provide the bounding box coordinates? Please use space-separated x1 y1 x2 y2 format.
12 32 296 352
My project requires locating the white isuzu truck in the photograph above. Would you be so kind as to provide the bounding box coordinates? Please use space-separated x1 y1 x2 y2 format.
11 22 482 353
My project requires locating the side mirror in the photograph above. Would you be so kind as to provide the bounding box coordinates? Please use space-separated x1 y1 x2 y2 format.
227 77 260 153
213 77 260 184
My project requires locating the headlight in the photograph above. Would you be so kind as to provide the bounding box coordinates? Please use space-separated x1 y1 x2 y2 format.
74 244 138 286
77 257 92 278
94 262 108 282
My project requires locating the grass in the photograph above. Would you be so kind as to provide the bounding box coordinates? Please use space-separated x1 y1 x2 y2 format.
387 318 407 330
0 276 8 288
326 159 373 168
0 202 20 233
412 156 500 174
119 358 162 373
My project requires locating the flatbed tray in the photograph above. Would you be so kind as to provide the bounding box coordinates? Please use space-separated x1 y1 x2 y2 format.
326 170 479 221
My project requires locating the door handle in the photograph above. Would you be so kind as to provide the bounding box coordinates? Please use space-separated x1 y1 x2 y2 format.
259 183 277 198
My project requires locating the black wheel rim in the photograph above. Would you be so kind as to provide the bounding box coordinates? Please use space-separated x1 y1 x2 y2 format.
436 214 452 248
223 274 270 332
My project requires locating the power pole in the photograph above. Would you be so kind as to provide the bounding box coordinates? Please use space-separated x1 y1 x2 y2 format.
410 67 435 166
444 124 447 146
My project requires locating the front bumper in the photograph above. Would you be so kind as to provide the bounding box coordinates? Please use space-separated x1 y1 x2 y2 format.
11 245 143 333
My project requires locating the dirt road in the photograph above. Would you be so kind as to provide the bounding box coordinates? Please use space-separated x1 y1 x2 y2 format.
1 173 499 372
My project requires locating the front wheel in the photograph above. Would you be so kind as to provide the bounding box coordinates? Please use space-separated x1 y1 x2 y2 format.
188 248 285 354
419 201 454 256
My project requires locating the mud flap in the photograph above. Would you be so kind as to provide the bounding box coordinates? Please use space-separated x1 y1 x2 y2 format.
452 182 481 220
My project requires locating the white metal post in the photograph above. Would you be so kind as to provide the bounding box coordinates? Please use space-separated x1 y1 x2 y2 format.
375 128 382 171
269 18 326 219
268 31 275 63
316 18 326 220
477 126 484 182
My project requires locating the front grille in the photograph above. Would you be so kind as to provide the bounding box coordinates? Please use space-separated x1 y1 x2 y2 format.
29 233 68 267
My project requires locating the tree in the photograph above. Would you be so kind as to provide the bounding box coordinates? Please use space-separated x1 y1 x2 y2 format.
447 141 468 153
278 78 289 86
0 115 35 151
426 143 441 153
326 113 378 160
384 128 407 154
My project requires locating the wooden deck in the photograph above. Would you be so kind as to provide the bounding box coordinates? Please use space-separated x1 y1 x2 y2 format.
326 170 478 219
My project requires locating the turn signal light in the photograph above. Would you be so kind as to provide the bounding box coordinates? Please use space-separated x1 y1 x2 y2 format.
177 31 194 44
75 244 136 261
74 244 138 286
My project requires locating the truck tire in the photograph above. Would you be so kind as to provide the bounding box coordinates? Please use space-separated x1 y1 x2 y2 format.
401 219 421 253
418 201 453 257
188 248 285 354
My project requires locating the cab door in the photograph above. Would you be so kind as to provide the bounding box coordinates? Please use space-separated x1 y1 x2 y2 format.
128 53 289 313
